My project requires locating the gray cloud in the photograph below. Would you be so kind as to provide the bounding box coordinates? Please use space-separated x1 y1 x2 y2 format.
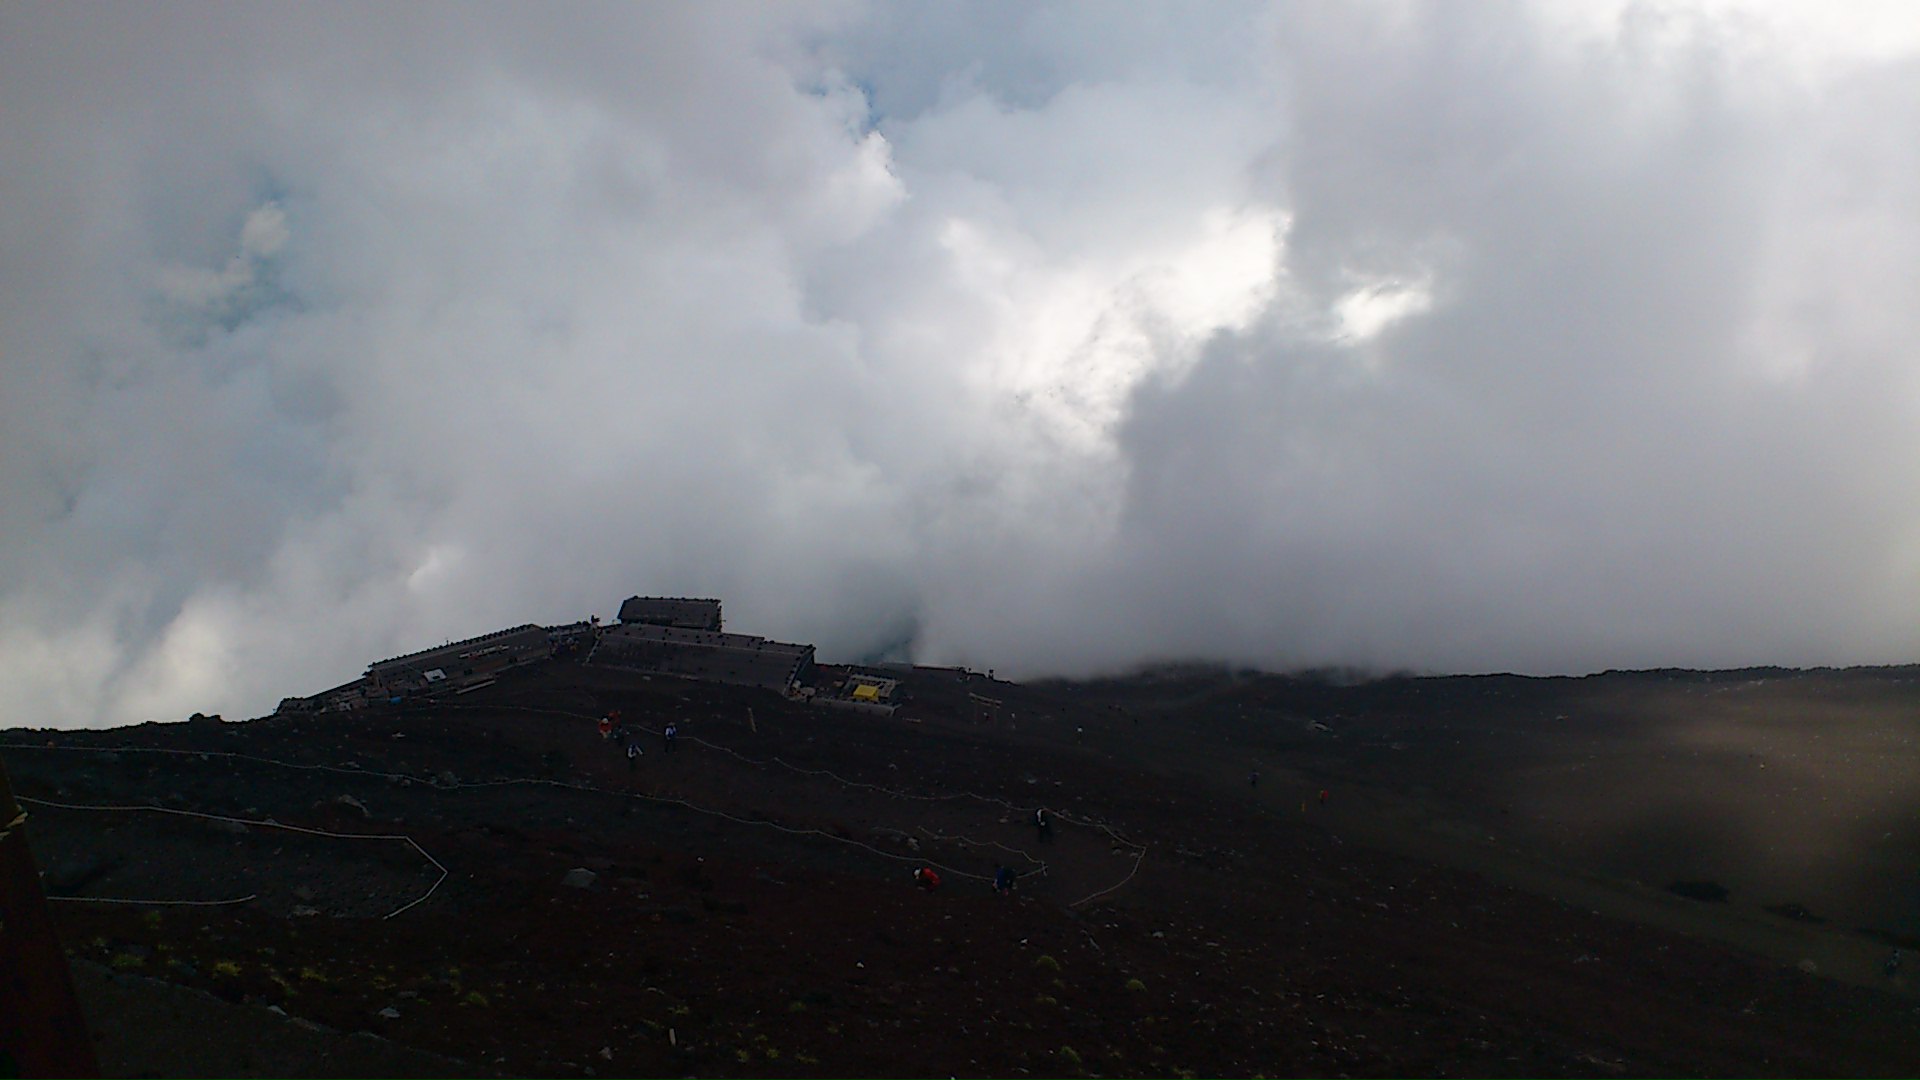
3 2 1917 727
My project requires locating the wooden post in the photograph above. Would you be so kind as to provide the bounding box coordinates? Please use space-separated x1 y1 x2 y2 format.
0 756 101 1077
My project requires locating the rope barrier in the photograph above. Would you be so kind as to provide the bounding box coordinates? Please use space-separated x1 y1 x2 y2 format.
405 771 1006 882
16 796 447 919
427 704 1152 853
449 711 1155 890
1069 847 1146 908
4 707 1149 903
915 825 1046 869
47 893 258 907
5 750 1001 885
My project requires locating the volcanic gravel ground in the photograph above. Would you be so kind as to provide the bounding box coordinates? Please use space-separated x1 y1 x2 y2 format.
8 660 1920 1077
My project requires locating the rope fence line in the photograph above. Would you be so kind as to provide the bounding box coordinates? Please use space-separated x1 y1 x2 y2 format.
15 796 447 919
4 705 1150 905
394 771 1008 883
914 825 1048 870
430 704 1152 854
7 750 1008 888
3 742 430 786
1069 847 1146 908
47 893 258 907
431 705 1155 900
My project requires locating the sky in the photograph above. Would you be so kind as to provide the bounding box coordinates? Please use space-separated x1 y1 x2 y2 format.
4 1 1920 728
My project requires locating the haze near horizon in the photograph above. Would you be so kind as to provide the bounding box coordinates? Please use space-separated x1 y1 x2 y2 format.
4 1 1920 727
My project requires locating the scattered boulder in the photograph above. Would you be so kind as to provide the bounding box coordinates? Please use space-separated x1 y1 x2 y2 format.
378 1006 402 1019
1796 959 1819 975
332 794 371 819
563 868 598 889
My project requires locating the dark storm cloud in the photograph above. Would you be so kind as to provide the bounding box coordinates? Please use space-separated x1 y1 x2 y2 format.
2 2 1916 726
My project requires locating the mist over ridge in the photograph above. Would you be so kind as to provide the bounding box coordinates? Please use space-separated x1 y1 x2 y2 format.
5 2 1920 727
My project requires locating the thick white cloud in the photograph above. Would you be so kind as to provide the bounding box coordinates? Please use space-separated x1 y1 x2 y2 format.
2 1 1917 727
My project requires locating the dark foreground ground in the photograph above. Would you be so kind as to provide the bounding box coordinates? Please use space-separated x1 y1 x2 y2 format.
7 659 1919 1077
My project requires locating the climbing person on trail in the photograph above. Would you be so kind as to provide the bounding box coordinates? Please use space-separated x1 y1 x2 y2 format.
663 723 679 753
1318 789 1329 806
1249 769 1259 788
627 741 642 771
913 866 941 892
1034 807 1052 843
994 865 1016 895
597 715 613 740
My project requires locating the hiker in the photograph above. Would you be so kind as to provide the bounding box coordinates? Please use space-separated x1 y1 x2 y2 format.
913 866 941 892
627 741 642 771
994 865 1016 895
1318 789 1328 806
1249 769 1259 788
597 716 613 740
663 723 678 753
1887 949 1903 978
1034 807 1052 842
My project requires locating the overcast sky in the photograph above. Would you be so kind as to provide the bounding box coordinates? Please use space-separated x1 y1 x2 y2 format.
5 2 1919 727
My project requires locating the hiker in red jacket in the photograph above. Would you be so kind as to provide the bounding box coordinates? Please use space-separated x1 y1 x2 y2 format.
913 866 941 892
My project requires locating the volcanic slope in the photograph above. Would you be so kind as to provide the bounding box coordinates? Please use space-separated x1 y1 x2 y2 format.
8 659 1919 1077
